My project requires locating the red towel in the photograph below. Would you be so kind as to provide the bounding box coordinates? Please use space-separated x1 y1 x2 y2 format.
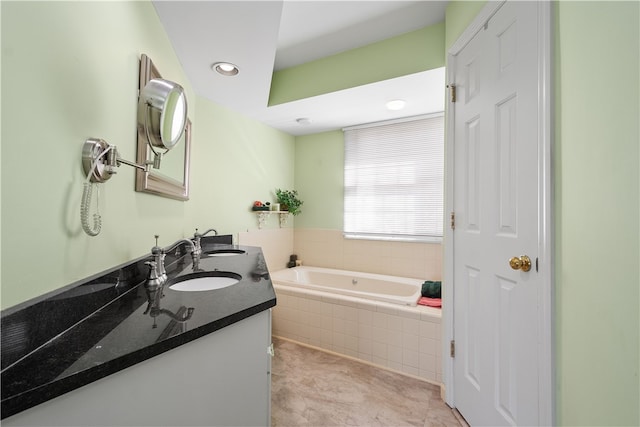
418 297 441 308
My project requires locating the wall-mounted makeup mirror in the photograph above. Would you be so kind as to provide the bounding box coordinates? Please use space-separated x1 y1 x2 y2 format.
136 54 191 201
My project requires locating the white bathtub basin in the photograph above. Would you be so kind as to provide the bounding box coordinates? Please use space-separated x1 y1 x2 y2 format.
270 266 423 306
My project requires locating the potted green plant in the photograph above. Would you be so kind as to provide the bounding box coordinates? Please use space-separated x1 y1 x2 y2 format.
275 189 303 216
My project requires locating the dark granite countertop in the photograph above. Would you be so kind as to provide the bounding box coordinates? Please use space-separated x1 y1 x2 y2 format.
0 238 276 419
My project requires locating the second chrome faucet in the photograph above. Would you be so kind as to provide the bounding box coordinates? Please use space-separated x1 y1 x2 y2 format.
144 228 218 290
145 235 198 290
193 228 217 256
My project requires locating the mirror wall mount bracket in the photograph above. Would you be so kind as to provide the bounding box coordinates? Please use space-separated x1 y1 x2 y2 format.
82 138 150 183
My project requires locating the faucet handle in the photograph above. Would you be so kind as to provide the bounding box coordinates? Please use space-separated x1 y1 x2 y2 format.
151 235 162 254
144 261 162 290
193 229 203 253
193 228 203 240
144 261 158 276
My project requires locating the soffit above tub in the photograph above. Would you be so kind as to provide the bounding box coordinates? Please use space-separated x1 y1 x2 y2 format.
262 67 445 135
275 1 448 70
152 1 448 136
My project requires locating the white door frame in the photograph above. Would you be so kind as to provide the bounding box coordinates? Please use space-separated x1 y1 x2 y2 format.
442 1 555 425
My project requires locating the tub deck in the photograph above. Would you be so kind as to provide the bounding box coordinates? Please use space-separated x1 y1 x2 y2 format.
270 266 423 306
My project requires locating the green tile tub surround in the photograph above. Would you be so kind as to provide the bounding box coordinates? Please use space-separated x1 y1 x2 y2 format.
269 22 445 106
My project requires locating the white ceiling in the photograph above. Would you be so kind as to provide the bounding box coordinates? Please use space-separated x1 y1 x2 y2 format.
152 1 448 136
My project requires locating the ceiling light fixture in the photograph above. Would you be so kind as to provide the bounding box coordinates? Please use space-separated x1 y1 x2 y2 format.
385 99 406 111
211 62 239 76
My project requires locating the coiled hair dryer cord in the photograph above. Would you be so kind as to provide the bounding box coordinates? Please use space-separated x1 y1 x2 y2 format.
80 146 111 236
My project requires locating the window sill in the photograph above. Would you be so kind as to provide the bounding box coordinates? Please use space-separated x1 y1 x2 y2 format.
343 233 443 244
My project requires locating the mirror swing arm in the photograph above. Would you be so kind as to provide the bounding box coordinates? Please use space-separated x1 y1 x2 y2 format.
82 138 148 184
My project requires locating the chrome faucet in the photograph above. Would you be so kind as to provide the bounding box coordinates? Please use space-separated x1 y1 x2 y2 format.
146 235 198 289
192 228 218 256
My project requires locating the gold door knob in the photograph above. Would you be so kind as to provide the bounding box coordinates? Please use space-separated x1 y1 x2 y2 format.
509 255 532 272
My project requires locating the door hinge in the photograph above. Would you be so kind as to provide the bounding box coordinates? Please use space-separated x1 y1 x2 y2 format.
447 84 457 103
450 212 456 230
450 340 456 358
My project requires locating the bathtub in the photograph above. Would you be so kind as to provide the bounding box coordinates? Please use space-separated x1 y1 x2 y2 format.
270 266 422 306
271 266 442 384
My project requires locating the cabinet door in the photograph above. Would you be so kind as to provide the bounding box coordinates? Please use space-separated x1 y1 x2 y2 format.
4 310 273 427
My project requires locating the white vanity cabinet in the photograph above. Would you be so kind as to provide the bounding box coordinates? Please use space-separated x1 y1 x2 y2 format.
4 310 273 427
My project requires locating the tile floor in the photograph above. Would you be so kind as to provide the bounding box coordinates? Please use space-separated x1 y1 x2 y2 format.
271 337 462 427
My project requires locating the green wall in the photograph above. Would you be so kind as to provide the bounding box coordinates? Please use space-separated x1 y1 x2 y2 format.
293 130 344 230
444 1 639 425
290 21 448 231
0 3 3 309
2 1 638 424
554 2 639 425
188 98 295 233
270 22 445 105
444 1 486 49
0 1 294 309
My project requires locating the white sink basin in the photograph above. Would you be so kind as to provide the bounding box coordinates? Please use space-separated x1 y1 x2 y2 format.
169 272 241 292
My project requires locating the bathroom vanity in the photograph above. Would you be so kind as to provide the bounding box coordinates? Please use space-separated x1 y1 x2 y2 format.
1 237 276 426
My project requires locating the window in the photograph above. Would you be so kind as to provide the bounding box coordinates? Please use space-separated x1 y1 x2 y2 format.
343 114 444 242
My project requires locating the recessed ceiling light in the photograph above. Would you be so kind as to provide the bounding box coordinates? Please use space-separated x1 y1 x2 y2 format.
296 117 312 125
386 99 406 111
211 62 239 76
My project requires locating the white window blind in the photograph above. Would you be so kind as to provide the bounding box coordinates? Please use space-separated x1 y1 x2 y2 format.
343 114 444 242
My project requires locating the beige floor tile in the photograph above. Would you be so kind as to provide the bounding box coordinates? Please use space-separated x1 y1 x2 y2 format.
271 337 461 427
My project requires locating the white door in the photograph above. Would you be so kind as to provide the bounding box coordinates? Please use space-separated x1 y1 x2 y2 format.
452 2 541 425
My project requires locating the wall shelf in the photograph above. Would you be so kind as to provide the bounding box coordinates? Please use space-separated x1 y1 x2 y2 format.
253 211 290 229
